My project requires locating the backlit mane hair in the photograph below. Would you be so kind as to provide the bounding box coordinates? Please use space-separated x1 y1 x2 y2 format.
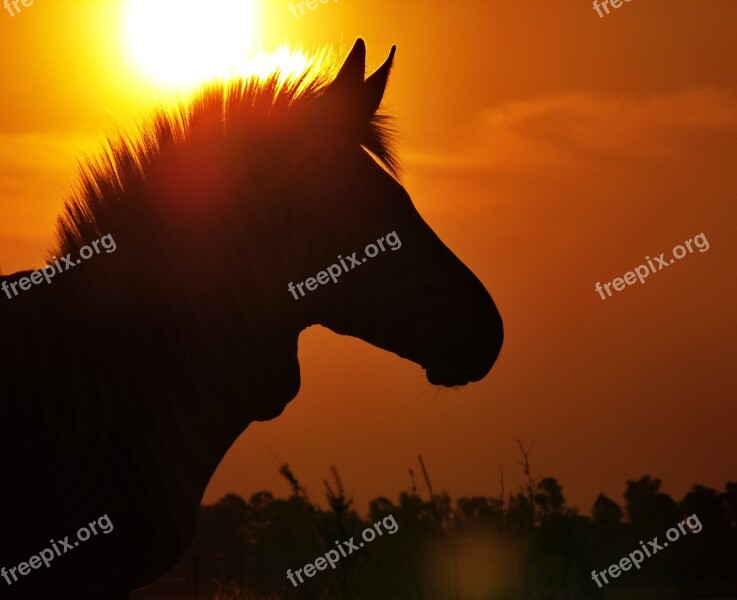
52 53 398 258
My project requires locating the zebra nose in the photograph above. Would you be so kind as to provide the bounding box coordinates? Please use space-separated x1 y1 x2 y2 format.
422 305 504 387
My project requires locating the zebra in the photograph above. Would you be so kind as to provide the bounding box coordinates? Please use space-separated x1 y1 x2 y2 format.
0 39 504 599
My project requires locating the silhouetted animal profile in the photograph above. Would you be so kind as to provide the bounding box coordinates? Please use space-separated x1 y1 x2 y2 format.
0 39 503 599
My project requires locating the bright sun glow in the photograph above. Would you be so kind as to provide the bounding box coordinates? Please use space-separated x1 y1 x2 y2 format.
125 0 311 90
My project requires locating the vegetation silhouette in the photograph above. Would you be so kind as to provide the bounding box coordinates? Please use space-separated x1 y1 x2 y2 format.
0 39 503 600
176 456 737 600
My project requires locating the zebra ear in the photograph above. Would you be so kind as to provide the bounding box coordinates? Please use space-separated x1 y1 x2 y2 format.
326 40 395 122
332 38 367 90
364 45 396 117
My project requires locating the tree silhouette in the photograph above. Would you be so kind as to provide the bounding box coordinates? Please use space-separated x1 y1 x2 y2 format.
625 475 680 533
592 494 623 527
179 461 737 600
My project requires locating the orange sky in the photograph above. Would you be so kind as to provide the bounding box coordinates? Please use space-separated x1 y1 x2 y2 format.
1 0 735 514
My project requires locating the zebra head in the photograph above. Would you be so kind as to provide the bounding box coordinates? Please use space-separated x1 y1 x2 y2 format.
278 39 504 387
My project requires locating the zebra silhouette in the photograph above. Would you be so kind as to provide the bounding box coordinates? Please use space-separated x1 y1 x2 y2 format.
0 39 503 599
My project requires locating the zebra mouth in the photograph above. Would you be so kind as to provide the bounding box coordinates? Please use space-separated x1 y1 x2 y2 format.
425 365 472 388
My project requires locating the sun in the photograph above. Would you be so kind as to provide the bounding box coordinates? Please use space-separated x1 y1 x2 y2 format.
125 0 259 89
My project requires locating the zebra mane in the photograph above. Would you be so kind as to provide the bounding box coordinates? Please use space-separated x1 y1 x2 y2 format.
51 58 398 258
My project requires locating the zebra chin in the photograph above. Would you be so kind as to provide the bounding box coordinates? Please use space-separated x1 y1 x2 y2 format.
423 353 500 388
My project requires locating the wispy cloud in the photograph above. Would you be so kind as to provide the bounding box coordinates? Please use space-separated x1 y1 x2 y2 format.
405 88 737 172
